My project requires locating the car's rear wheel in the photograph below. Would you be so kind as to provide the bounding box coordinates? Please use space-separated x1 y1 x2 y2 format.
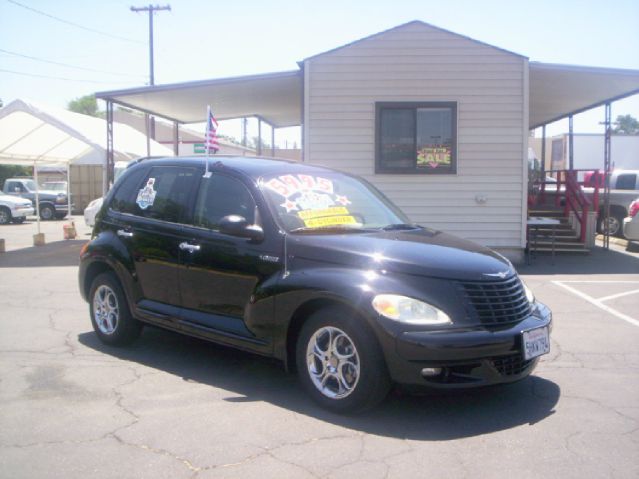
0 207 11 225
598 212 624 237
295 307 391 413
89 272 142 346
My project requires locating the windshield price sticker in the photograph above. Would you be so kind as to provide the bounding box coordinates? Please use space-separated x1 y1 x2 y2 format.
522 326 550 361
304 215 357 228
265 175 354 228
298 206 349 220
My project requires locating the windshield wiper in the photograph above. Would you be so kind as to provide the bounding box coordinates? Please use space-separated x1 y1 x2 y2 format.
380 223 421 231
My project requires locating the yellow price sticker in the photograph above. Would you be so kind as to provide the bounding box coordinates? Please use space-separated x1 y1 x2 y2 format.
303 215 358 228
297 206 349 220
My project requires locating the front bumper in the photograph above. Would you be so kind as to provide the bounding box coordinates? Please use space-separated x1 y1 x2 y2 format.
12 206 34 218
383 302 552 389
623 216 639 241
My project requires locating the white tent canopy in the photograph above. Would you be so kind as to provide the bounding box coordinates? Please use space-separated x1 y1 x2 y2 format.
0 99 172 166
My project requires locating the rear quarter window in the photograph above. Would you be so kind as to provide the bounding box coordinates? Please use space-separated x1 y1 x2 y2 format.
109 167 147 214
132 166 198 223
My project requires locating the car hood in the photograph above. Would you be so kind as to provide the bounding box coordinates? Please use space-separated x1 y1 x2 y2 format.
0 195 32 206
286 228 513 281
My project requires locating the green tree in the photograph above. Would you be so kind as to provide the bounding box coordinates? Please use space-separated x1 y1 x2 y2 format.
613 114 639 135
67 94 101 117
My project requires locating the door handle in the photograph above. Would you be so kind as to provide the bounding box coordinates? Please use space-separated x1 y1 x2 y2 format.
117 229 133 238
179 242 201 253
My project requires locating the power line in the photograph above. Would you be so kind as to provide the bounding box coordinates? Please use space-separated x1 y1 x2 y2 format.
6 0 145 45
0 48 147 79
0 68 140 85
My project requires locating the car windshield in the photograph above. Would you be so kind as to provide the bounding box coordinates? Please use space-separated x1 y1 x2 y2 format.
23 180 37 191
260 172 413 233
43 182 67 191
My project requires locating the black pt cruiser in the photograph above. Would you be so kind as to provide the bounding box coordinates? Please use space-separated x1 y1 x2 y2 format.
79 156 551 413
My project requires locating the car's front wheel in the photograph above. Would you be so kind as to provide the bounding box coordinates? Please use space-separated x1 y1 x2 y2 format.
296 307 391 413
89 272 142 346
0 207 11 225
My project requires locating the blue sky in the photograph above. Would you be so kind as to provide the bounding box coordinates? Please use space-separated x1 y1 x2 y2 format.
1 0 638 143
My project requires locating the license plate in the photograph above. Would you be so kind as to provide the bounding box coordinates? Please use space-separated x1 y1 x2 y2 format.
522 326 550 360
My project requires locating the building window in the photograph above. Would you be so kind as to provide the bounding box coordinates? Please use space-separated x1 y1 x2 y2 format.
375 102 457 174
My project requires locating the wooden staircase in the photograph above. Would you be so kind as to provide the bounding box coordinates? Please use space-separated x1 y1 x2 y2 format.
528 207 589 254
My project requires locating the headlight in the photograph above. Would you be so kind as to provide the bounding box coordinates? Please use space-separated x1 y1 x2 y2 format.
372 294 451 325
522 281 535 304
87 198 103 209
55 195 67 204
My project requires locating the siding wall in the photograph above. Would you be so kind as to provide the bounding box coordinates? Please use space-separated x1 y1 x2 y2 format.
304 23 527 251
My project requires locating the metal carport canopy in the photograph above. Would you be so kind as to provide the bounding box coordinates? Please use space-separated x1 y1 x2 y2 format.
95 63 639 130
530 62 639 128
95 70 302 128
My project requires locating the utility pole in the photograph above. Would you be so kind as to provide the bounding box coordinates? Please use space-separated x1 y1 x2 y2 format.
131 4 171 142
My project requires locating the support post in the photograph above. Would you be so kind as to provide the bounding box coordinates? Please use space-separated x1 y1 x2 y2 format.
173 121 179 155
34 159 40 235
106 101 114 193
67 163 71 218
271 126 275 157
568 115 574 170
603 102 612 250
541 125 546 175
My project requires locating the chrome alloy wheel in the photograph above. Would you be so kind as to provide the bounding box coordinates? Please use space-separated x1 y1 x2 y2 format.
93 285 119 335
306 326 360 399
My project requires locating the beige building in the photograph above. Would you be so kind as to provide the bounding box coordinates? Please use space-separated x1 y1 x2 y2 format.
97 21 639 262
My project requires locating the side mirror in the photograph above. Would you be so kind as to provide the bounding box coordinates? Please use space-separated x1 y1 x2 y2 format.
219 215 264 242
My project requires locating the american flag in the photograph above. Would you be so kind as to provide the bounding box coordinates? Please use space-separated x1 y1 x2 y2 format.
205 106 219 154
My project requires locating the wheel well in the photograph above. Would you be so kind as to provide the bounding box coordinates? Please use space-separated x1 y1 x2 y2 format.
83 262 114 299
285 298 362 373
599 205 627 218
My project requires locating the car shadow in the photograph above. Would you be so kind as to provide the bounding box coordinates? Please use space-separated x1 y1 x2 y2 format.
518 245 639 275
78 327 559 441
0 240 86 268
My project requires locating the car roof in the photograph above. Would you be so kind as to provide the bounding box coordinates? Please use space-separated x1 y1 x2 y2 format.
132 156 343 181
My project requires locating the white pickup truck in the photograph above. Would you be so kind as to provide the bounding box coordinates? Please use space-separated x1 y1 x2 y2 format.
0 193 34 225
587 170 639 237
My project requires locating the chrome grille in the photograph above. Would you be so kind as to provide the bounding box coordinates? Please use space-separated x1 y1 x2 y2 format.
458 275 532 325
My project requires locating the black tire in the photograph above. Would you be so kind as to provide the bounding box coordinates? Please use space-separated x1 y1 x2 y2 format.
0 206 11 225
89 271 142 346
295 306 391 413
40 204 55 221
11 217 26 224
597 211 625 237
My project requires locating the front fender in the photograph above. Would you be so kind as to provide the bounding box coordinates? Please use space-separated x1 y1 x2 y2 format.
270 265 431 363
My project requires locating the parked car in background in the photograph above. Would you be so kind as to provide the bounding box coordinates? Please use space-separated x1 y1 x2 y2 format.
79 156 551 413
2 178 71 220
0 193 34 225
83 161 131 227
585 170 639 237
623 198 639 243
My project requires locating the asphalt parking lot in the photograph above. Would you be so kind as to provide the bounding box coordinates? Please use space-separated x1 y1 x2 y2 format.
1 218 638 479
